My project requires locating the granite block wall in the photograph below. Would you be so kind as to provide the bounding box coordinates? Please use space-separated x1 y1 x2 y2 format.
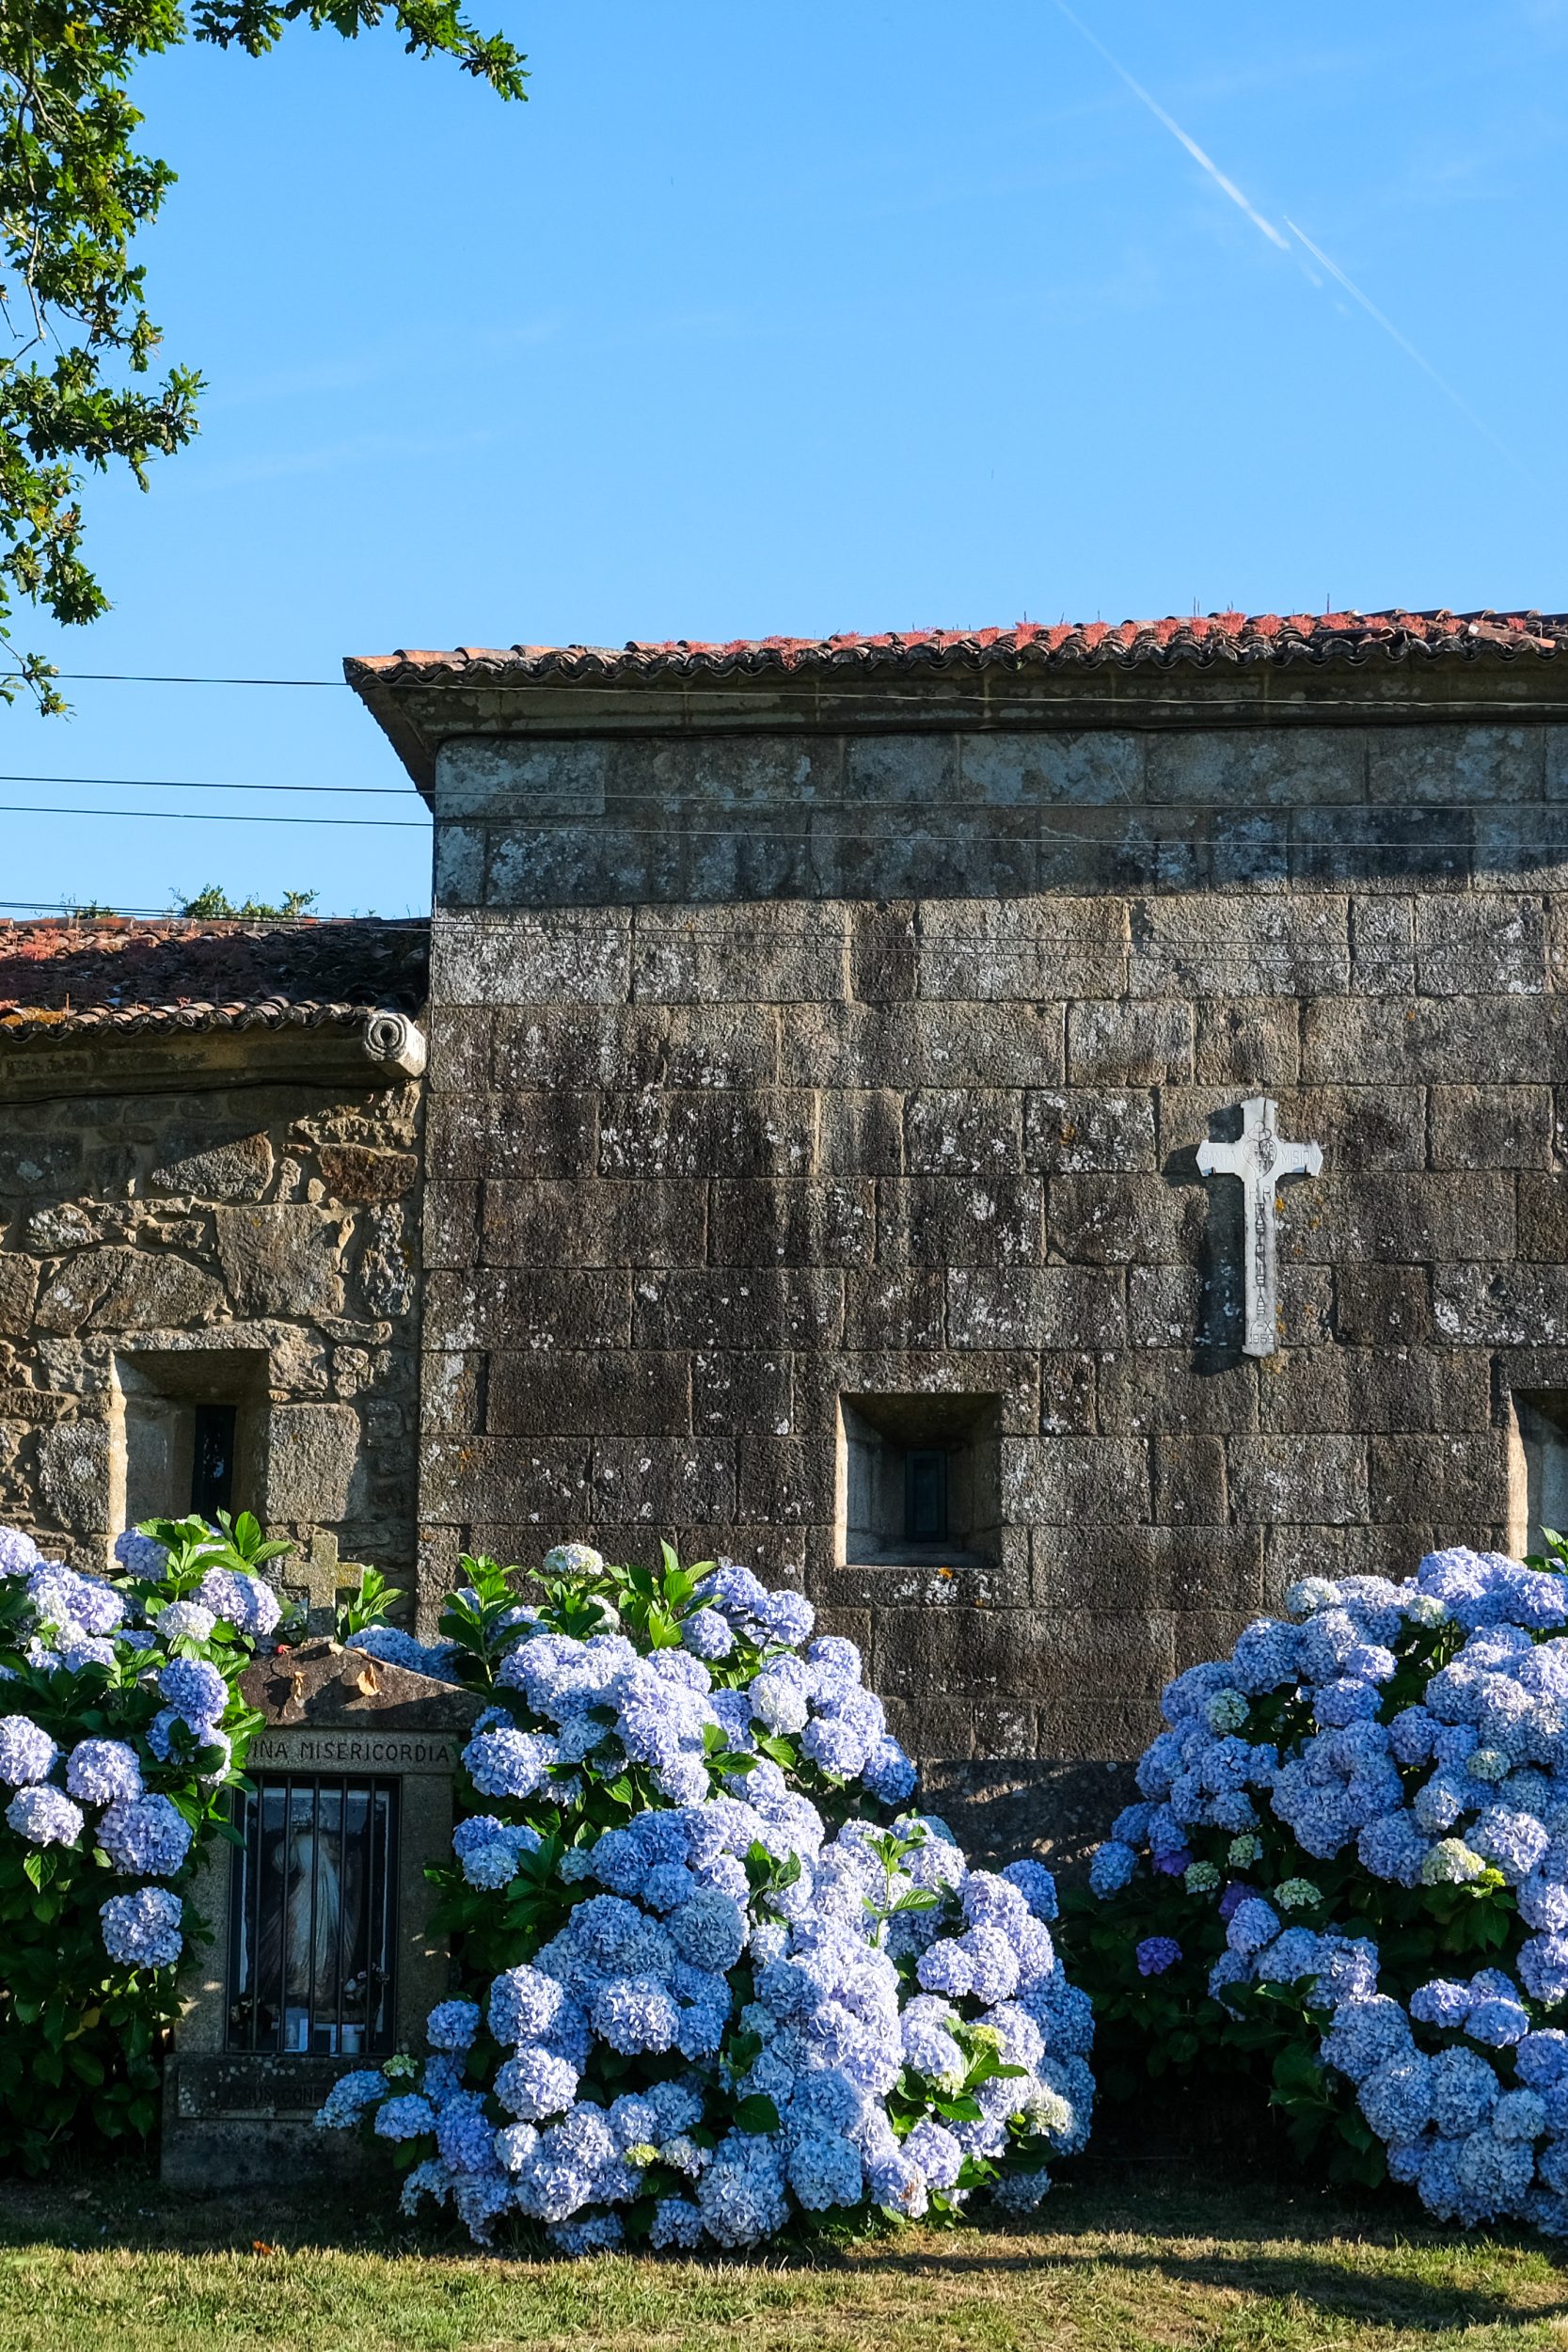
416 716 1568 1858
0 1064 423 1582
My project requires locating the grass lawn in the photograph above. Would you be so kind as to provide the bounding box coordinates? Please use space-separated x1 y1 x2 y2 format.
0 2164 1563 2352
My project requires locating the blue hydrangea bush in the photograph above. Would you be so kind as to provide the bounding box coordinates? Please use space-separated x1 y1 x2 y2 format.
0 1511 281 2168
322 1546 1094 2251
1074 1543 1568 2231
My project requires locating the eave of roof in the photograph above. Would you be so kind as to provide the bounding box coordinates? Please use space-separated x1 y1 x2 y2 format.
0 997 392 1043
347 610 1568 794
0 914 429 1039
347 609 1568 691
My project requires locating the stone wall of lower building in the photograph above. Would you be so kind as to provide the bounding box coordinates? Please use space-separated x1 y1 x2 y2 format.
414 712 1568 1859
0 1045 423 1587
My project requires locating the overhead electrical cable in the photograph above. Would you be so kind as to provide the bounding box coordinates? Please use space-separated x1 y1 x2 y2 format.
0 771 418 797
0 802 427 829
0 795 1541 850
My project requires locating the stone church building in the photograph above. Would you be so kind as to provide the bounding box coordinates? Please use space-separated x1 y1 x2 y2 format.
7 605 1568 1851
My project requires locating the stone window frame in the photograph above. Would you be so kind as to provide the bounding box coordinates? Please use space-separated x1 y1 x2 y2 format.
1509 1390 1568 1563
109 1345 271 1550
836 1391 1003 1571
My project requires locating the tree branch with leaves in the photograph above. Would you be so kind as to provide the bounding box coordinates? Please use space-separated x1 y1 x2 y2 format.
0 0 526 712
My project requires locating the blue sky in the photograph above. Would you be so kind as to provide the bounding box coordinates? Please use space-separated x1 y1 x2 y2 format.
6 2 1567 918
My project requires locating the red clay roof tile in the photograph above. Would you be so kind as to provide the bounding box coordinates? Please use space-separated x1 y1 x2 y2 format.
346 609 1568 690
0 916 428 1037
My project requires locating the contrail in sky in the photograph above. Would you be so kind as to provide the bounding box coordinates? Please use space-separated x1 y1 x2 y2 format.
1282 214 1519 465
1053 0 1526 472
1053 0 1289 249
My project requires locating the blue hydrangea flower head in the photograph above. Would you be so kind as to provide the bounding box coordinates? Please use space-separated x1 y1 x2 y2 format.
113 1531 168 1578
316 2072 392 2129
487 1964 567 2047
100 1886 182 1969
1135 1936 1180 1977
463 1726 560 1801
462 1840 520 1890
1226 1899 1281 1958
758 1586 815 1646
1254 1926 1323 1985
426 1999 482 2051
1358 2052 1434 2142
0 1716 56 1787
1001 1857 1060 1920
0 1527 42 1577
1518 2031 1568 2089
157 1657 228 1728
669 1890 747 1974
195 1566 281 1638
679 1607 735 1661
97 1792 192 1877
1468 1995 1532 2048
807 1634 863 1685
7 1785 83 1847
348 1625 460 1679
26 1565 98 1628
862 1736 918 1804
1411 1977 1472 2029
1520 1933 1568 2004
66 1739 143 1806
374 2095 436 2141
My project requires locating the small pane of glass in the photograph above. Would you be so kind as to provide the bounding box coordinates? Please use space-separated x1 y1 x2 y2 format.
226 1774 398 2055
905 1448 948 1542
190 1402 238 1519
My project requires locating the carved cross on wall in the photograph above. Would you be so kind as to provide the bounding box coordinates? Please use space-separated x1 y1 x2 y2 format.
284 1530 361 1639
1196 1096 1323 1359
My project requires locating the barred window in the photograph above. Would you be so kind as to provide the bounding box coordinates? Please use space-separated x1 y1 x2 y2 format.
226 1774 398 2056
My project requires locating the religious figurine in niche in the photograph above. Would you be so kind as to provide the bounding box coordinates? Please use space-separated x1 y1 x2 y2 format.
254 1808 367 2052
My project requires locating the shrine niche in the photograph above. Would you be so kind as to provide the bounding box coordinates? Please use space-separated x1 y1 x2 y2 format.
161 1641 482 2190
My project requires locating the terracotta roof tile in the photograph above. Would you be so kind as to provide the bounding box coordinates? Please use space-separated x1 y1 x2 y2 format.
0 916 428 1041
347 609 1568 690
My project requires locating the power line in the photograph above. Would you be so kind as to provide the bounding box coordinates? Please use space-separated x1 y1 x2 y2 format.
44 671 345 688
0 898 416 918
36 666 1568 714
0 898 175 915
0 771 417 798
0 793 1548 848
0 802 426 829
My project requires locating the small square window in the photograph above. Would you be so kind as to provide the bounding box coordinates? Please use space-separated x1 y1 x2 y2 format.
113 1349 266 1539
837 1392 1000 1568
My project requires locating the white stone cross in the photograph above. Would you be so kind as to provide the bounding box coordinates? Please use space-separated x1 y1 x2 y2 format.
1196 1096 1323 1359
